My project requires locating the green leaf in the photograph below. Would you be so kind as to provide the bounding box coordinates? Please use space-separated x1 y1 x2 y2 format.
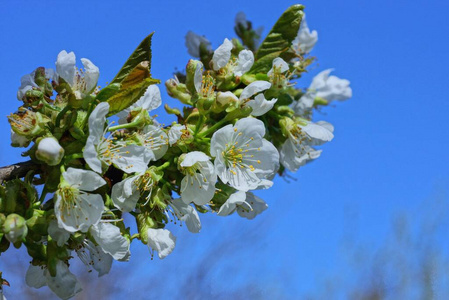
250 4 304 74
106 77 159 116
111 32 155 84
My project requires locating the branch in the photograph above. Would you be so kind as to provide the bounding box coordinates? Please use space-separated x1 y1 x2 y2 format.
0 160 40 183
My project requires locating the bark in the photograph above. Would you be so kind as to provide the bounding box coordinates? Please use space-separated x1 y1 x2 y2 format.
0 160 40 183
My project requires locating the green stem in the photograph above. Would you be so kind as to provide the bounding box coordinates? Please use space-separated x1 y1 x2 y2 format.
64 153 84 162
130 233 140 241
197 118 228 138
38 185 48 203
156 161 170 171
193 114 205 136
108 122 135 132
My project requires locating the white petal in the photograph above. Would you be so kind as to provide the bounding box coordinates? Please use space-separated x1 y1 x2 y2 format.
48 220 70 247
168 124 186 146
292 91 315 116
142 125 169 160
112 144 150 174
25 264 47 288
246 94 277 116
111 175 140 212
170 198 201 233
180 151 210 167
240 80 271 100
252 139 280 180
80 58 99 93
267 57 289 77
180 173 215 205
292 14 318 54
46 260 82 300
185 31 211 58
87 102 109 143
83 136 103 174
10 130 30 147
146 228 176 259
55 193 104 233
210 124 233 157
63 168 106 192
90 223 130 261
56 50 76 85
234 50 254 77
86 241 113 277
234 117 266 138
218 191 246 216
237 192 268 219
301 122 334 144
134 85 162 112
212 38 233 71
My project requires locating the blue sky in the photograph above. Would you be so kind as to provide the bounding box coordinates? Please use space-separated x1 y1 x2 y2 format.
0 0 448 299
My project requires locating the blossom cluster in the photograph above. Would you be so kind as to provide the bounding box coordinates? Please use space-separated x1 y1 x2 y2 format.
0 5 351 299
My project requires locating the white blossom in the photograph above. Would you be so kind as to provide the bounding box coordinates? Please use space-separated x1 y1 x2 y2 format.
35 137 65 166
83 102 151 174
55 168 106 233
210 117 279 191
280 120 334 172
133 124 169 161
292 91 315 117
25 260 82 300
292 14 318 54
179 151 217 205
89 222 130 261
218 191 268 219
267 57 289 77
168 124 186 146
55 50 99 99
111 168 158 212
240 81 277 117
309 69 352 102
146 228 176 259
76 239 112 277
211 38 254 76
116 85 162 125
170 198 201 233
185 31 212 58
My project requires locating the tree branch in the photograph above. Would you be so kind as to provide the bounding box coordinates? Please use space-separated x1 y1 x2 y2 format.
0 161 40 184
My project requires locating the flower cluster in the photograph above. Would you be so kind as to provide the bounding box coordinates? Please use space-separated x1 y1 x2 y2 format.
0 5 351 299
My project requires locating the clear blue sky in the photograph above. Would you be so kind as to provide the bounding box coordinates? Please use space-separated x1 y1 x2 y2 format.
0 0 448 299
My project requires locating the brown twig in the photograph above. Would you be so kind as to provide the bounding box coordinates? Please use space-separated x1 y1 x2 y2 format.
0 161 40 184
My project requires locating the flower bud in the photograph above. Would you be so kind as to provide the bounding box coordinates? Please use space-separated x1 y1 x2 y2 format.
10 129 31 148
2 214 28 243
185 59 203 94
212 91 239 113
127 107 152 129
8 108 48 138
165 78 192 104
35 137 65 166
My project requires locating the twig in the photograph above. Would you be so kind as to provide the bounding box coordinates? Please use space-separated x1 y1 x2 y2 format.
0 161 40 184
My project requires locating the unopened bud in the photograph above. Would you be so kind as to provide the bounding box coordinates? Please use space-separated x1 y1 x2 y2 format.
35 137 65 166
185 59 203 94
2 214 28 243
212 91 239 113
165 78 192 104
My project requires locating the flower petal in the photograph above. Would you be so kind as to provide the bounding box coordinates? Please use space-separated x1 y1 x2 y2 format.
111 175 140 212
267 57 289 77
185 31 211 57
239 80 271 100
55 193 104 233
63 167 106 191
170 198 201 233
234 50 254 77
112 144 151 174
90 223 130 261
46 260 82 300
147 228 176 259
212 38 233 71
25 264 46 288
87 102 109 143
168 124 186 146
80 58 99 93
48 220 70 247
56 50 76 85
246 94 277 116
180 173 215 205
180 151 210 167
236 192 268 219
218 191 246 216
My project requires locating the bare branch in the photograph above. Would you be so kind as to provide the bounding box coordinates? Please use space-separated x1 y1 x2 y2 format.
0 161 40 183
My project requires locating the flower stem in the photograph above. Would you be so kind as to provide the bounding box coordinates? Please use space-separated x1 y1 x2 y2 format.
197 118 228 138
156 161 170 171
130 233 140 241
55 105 71 128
